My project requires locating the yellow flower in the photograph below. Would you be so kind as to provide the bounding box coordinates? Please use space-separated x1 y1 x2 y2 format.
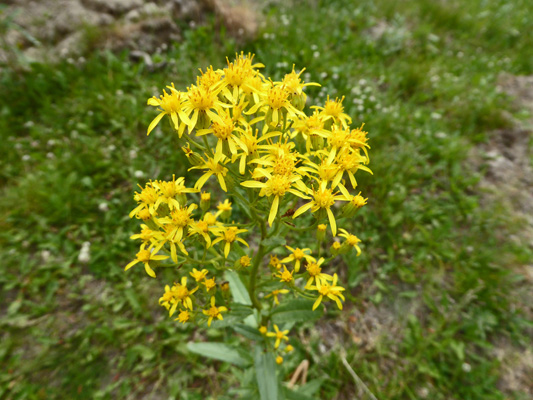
333 147 372 188
182 82 227 132
238 255 251 268
265 289 289 305
146 84 191 136
189 148 230 192
197 110 240 156
304 257 333 288
215 199 232 219
203 296 228 327
153 175 198 210
308 273 345 311
281 246 315 272
172 276 199 311
312 95 352 129
285 345 294 353
125 242 168 278
338 229 362 256
275 265 294 284
242 172 308 226
203 277 216 291
129 182 160 218
246 83 305 127
130 224 162 244
266 324 289 348
292 180 351 235
190 268 209 282
175 309 190 324
159 203 197 242
259 326 268 335
276 356 284 365
159 284 179 316
212 226 249 258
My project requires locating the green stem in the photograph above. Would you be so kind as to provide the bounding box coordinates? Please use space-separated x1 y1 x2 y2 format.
248 218 267 311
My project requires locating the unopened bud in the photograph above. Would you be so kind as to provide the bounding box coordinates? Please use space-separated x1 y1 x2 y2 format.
310 134 323 150
200 191 211 211
330 241 341 255
291 92 307 111
182 145 203 166
342 192 367 218
317 224 327 241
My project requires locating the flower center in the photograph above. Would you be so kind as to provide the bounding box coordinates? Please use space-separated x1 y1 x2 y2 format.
137 187 158 204
314 187 336 209
267 86 289 110
267 174 292 196
293 248 305 259
175 286 189 300
224 227 238 243
136 249 152 262
307 262 321 276
189 86 216 110
172 207 191 227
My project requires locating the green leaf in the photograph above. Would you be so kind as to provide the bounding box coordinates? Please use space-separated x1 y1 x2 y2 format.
262 236 286 247
187 342 251 367
209 304 253 328
129 344 155 362
271 299 322 324
254 346 278 400
225 270 252 305
233 324 263 341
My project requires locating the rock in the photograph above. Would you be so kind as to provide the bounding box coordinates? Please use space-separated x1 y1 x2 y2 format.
81 0 143 16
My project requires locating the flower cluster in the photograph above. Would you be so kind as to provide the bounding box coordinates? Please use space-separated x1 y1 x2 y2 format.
125 53 371 358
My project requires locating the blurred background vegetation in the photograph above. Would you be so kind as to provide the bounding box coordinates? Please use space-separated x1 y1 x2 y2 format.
0 0 532 399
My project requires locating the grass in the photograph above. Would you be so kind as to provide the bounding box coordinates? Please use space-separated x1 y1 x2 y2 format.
1 0 532 398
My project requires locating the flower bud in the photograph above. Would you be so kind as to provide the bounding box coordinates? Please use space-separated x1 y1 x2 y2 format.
291 92 307 111
196 111 211 130
285 345 294 353
330 241 341 256
341 192 367 218
235 255 251 270
221 281 230 292
317 224 327 242
182 145 203 166
276 356 284 365
200 191 211 211
310 134 324 150
138 208 152 221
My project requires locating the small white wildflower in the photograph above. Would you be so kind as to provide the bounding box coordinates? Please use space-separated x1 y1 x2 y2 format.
22 155 31 161
116 89 124 96
435 132 447 139
134 170 145 179
310 44 318 51
313 51 320 58
98 202 109 212
97 94 104 101
358 78 367 86
24 121 34 128
129 149 138 159
357 105 364 111
46 152 55 159
418 387 429 398
31 141 39 148
47 139 56 147
78 245 91 264
320 72 328 79
332 73 339 80
462 363 471 372
189 20 196 28
88 110 94 116
71 130 79 139
107 144 116 152
41 250 51 263
15 143 23 150
430 112 442 120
